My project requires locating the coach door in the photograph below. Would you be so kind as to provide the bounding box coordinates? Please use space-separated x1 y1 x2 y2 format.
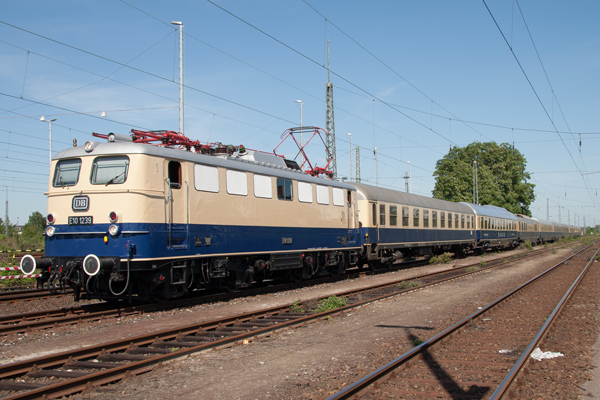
370 201 380 243
165 160 189 249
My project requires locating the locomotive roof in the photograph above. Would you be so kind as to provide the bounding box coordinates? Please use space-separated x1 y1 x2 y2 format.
351 182 474 214
54 140 356 190
459 203 518 220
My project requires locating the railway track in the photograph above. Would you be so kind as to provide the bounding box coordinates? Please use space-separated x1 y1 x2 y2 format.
327 242 599 400
0 243 579 399
0 245 560 337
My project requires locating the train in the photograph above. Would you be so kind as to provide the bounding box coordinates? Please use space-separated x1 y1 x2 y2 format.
19 128 583 302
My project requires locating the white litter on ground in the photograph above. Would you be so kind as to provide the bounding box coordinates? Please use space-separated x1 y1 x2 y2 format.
530 347 565 361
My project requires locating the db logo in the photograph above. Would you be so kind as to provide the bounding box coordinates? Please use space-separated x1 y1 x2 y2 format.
72 196 90 212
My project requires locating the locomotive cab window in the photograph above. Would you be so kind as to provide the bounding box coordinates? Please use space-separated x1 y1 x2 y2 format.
277 178 293 201
168 161 181 189
53 158 81 187
91 156 129 185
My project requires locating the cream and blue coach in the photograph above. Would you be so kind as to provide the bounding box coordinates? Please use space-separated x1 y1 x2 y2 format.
460 203 519 250
352 182 477 268
21 137 359 301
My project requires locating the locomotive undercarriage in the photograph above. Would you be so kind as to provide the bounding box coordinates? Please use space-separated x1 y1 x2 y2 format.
35 250 358 302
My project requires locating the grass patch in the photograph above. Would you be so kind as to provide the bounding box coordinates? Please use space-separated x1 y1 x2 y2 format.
290 300 307 313
466 266 480 272
479 259 487 267
429 252 452 265
519 240 533 251
315 295 348 313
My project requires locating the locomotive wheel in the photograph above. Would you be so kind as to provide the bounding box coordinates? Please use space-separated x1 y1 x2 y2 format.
368 260 381 271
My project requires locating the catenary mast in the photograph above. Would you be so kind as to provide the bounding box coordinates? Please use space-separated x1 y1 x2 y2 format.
325 40 337 179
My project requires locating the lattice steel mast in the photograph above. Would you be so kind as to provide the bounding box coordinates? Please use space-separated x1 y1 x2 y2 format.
325 40 337 179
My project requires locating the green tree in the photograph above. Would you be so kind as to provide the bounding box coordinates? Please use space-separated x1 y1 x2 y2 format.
432 142 535 215
20 211 46 245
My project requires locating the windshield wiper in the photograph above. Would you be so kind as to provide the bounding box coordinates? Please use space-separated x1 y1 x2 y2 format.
105 172 125 186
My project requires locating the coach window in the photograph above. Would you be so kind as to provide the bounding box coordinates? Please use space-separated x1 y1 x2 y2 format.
91 156 129 185
402 206 409 227
413 208 420 227
53 158 81 187
432 211 438 228
423 210 429 228
441 212 445 228
390 206 398 226
448 213 453 228
467 215 471 229
455 214 459 229
380 205 386 226
276 178 293 201
461 214 465 229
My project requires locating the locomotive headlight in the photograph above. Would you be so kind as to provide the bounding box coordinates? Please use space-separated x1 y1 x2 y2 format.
109 211 118 223
108 224 119 237
46 213 55 225
84 141 96 153
46 226 55 237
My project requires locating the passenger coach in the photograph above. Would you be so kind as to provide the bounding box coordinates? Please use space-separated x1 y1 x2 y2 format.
352 182 476 268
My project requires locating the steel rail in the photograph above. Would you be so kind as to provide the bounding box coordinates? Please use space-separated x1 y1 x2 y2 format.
489 245 600 399
326 242 597 400
0 244 568 398
0 245 551 336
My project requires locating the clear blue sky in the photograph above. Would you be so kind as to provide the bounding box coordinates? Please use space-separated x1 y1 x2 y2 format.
0 1 599 227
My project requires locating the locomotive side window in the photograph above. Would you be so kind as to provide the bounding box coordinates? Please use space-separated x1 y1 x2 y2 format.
276 178 293 201
413 208 420 227
168 161 181 189
226 170 248 196
423 210 429 228
194 164 219 193
298 182 313 203
389 206 397 226
379 205 386 226
253 174 272 198
440 212 445 228
402 207 409 227
316 185 329 204
53 159 81 187
91 156 129 185
432 211 438 228
332 188 344 206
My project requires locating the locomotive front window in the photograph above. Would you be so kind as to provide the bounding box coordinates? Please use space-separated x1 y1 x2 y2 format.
53 159 81 187
91 156 129 185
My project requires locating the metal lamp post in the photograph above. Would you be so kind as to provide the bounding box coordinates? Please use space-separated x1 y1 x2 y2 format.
40 116 57 163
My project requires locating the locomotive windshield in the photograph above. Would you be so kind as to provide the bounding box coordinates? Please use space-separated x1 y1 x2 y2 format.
52 159 82 187
90 156 129 185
